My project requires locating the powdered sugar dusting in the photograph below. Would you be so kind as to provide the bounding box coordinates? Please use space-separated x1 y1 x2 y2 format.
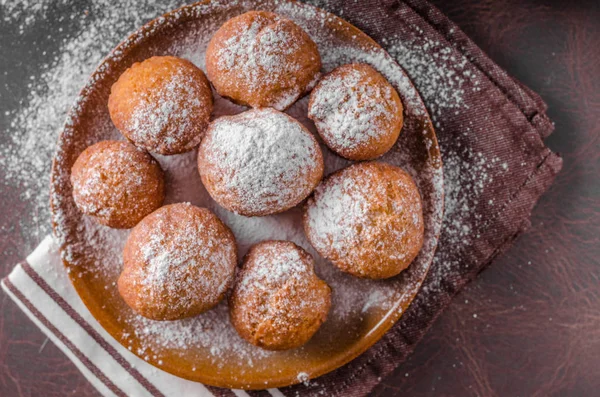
121 60 209 154
45 0 444 378
2 0 499 385
71 141 163 226
379 30 495 297
216 15 303 90
129 204 235 312
130 301 274 366
208 10 320 110
308 65 400 153
198 108 322 216
238 244 312 295
383 33 470 126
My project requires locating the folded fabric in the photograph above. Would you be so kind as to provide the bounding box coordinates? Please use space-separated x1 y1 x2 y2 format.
2 0 561 396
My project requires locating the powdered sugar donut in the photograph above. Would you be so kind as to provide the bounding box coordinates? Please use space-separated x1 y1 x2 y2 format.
308 63 403 161
118 203 237 321
229 240 331 350
304 162 424 279
70 140 165 229
198 108 324 216
206 11 321 110
108 56 213 155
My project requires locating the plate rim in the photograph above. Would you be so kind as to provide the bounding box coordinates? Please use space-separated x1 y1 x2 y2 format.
50 0 444 389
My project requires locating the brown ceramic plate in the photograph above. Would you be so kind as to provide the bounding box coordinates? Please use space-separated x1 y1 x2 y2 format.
50 0 444 390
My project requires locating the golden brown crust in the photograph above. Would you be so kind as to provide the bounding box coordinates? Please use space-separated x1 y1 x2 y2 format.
304 162 424 279
108 56 213 155
118 203 237 321
197 108 324 217
206 11 321 111
70 140 165 229
229 240 331 350
308 63 403 161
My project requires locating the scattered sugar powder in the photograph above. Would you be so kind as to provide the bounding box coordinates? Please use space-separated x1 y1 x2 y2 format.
419 148 504 297
0 0 68 32
0 0 189 246
129 301 275 368
2 0 498 376
377 29 504 298
297 371 311 385
383 32 471 125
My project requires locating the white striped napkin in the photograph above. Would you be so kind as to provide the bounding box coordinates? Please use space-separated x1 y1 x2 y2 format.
1 235 284 397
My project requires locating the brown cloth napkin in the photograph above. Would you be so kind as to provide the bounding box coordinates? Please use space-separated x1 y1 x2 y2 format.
271 0 562 396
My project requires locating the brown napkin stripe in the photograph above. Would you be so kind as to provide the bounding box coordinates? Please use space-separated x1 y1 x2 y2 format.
19 262 167 397
2 277 128 397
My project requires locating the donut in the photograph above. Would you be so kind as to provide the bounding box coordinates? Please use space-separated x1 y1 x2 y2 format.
206 11 321 110
308 63 403 160
118 203 237 321
304 162 424 279
198 108 324 216
229 240 331 350
70 140 165 229
108 56 213 155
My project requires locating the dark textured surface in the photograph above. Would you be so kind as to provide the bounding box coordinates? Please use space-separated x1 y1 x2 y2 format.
0 1 598 397
373 1 600 396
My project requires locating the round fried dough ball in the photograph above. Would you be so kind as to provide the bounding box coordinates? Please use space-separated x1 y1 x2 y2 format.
229 240 331 350
198 108 324 216
206 11 321 110
304 162 424 279
118 203 237 321
70 140 165 229
308 63 403 160
108 55 213 155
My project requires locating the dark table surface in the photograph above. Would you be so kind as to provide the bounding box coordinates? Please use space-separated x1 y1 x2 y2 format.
1 1 599 396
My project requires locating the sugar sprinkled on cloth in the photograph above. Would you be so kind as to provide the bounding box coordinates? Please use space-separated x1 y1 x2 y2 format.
384 34 470 125
0 0 189 245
